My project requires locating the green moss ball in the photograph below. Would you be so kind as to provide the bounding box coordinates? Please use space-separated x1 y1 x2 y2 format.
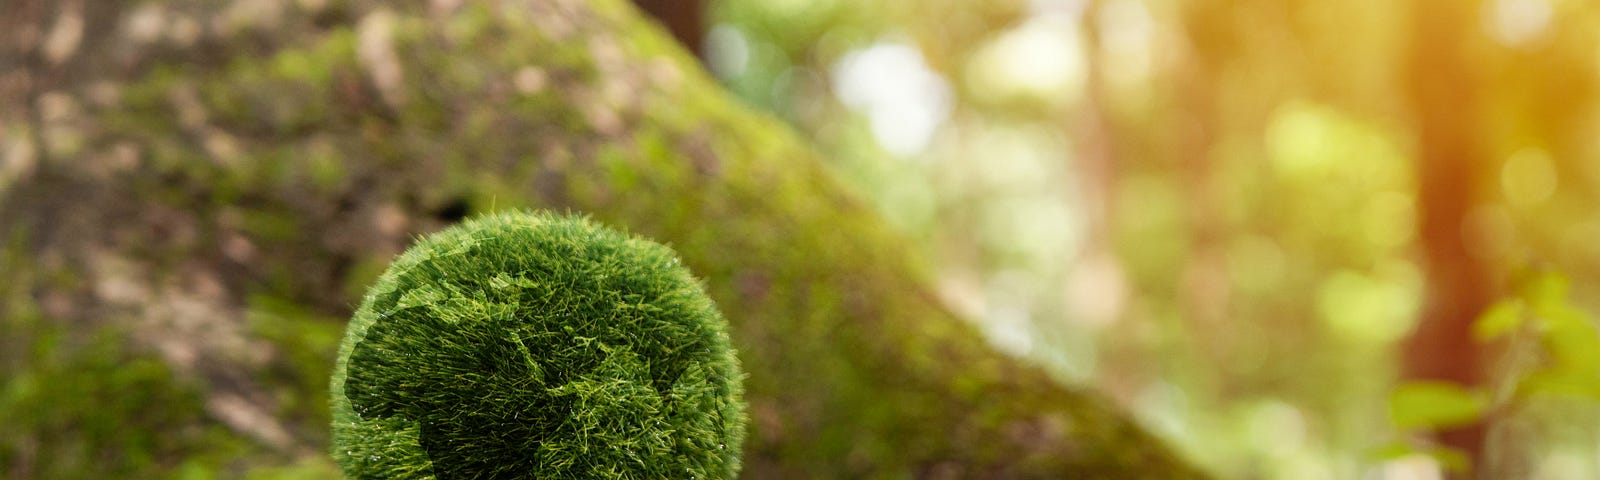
330 211 745 479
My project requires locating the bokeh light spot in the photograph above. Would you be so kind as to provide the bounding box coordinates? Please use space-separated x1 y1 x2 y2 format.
965 14 1086 107
1485 0 1552 47
1501 147 1558 207
1364 191 1417 249
706 25 751 78
1316 267 1422 344
832 39 952 156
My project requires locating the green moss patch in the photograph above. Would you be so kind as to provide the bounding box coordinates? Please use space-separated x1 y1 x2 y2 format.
330 211 745 479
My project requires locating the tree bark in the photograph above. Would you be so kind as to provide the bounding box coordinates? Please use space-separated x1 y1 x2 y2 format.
631 0 706 60
0 0 1209 477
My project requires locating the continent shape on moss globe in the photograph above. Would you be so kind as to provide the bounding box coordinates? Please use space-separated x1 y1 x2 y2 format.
330 211 745 479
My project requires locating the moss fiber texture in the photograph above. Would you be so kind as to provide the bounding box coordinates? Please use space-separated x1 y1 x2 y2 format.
329 211 745 479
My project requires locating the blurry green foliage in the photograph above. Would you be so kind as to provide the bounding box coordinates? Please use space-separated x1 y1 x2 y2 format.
709 0 1600 477
1385 270 1600 471
1388 382 1488 431
1486 272 1600 401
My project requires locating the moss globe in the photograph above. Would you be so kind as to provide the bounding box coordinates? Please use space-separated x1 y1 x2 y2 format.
330 211 744 479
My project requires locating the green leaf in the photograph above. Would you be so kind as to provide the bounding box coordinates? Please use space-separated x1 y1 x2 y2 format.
1366 442 1472 473
1367 441 1419 461
1543 317 1600 371
1388 381 1487 430
1472 299 1524 342
1519 271 1570 314
1429 446 1472 473
1516 369 1600 400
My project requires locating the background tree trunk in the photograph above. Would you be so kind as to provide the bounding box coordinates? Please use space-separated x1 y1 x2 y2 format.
0 0 1209 477
632 0 707 61
1404 0 1494 472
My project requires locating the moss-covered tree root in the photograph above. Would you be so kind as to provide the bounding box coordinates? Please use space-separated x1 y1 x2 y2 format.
1 0 1211 477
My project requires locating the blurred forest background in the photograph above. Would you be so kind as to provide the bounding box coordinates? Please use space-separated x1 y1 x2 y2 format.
4 0 1600 478
695 0 1600 478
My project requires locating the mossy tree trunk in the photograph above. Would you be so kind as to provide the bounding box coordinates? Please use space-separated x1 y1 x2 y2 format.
0 0 1209 477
